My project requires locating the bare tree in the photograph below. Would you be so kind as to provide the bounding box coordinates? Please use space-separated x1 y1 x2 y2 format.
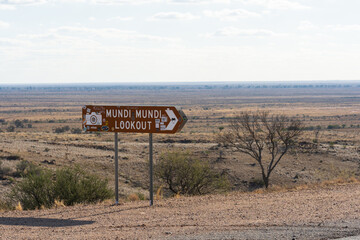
218 111 303 188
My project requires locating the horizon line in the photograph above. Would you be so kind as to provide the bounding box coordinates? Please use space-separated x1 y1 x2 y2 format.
1 79 360 87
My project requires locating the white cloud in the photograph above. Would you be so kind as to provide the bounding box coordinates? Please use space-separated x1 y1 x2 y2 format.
243 0 310 10
149 12 200 21
0 0 310 8
298 20 318 31
0 4 16 9
88 17 96 21
203 8 261 21
169 0 231 4
0 0 232 6
0 20 9 28
0 0 48 5
207 26 278 37
18 32 103 50
88 0 162 4
0 0 162 5
0 37 29 46
328 24 360 31
107 16 133 21
51 26 181 42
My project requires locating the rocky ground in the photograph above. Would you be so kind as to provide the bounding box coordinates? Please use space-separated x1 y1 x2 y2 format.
1 183 360 240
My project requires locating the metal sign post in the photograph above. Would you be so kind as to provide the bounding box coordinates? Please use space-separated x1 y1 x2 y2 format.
149 133 153 206
82 105 187 206
114 132 119 205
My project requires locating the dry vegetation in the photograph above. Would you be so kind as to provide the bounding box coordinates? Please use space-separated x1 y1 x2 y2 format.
1 83 360 202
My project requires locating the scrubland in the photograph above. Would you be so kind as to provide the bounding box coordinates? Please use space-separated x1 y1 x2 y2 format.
1 84 360 197
1 83 360 238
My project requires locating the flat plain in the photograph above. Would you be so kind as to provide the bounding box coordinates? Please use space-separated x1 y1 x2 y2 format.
1 82 360 239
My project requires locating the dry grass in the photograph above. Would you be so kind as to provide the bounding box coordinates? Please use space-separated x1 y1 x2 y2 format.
252 176 360 194
320 176 359 186
1 86 360 201
54 199 65 208
127 193 140 202
0 200 13 212
15 202 23 211
155 186 163 200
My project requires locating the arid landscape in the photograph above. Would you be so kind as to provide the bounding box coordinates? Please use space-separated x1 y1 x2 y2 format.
1 183 360 240
1 82 360 239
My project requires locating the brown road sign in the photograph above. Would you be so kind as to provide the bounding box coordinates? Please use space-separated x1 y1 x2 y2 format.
82 105 187 134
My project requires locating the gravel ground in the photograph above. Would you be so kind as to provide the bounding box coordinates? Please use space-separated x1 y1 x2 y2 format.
1 183 360 240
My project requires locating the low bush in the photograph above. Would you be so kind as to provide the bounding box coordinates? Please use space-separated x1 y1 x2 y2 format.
10 165 113 210
54 126 70 133
127 192 145 202
0 160 11 180
71 128 82 134
0 199 13 211
327 124 341 129
10 167 55 210
7 126 15 132
54 166 113 206
155 151 229 196
7 155 21 161
14 119 24 128
14 160 37 177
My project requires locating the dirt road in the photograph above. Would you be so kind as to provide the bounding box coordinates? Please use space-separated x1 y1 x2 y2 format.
1 183 360 240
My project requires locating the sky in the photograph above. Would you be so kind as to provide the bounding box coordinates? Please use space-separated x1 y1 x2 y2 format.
0 0 360 84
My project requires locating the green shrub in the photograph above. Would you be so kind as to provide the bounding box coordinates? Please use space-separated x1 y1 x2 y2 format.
136 192 145 200
10 165 113 210
54 166 113 206
155 151 229 196
7 155 21 161
7 126 15 132
14 119 24 128
71 128 82 134
14 160 35 177
327 124 341 129
54 126 70 133
11 168 55 210
0 199 14 211
0 160 11 180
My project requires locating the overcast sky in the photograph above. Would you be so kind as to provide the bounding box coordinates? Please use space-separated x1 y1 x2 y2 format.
0 0 359 84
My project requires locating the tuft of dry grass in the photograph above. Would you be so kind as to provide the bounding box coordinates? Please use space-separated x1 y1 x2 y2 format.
15 202 23 211
103 199 117 205
54 199 65 208
155 186 163 200
127 193 140 202
174 192 181 199
320 176 359 186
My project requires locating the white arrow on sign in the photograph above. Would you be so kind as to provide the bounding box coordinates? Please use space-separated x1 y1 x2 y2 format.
165 108 178 131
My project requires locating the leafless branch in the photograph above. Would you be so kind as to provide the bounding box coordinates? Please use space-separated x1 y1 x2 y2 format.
218 111 303 188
